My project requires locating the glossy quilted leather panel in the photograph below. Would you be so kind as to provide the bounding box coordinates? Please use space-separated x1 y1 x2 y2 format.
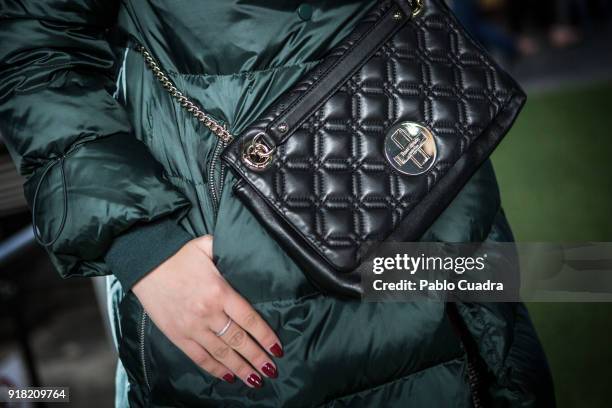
224 0 522 272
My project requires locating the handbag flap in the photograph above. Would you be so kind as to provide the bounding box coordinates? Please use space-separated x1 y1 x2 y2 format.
222 0 525 278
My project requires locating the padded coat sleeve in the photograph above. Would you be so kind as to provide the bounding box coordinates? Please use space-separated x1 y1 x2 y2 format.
0 0 191 279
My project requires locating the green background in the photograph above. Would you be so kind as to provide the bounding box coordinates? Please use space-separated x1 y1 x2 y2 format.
492 82 612 408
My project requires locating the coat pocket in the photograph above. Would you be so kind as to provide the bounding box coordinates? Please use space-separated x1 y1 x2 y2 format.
117 291 225 407
116 291 153 407
138 310 152 392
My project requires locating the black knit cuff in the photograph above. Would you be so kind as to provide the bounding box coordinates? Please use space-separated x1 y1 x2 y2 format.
105 217 193 291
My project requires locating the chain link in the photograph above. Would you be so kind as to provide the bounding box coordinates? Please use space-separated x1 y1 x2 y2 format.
135 0 424 143
411 0 424 17
136 44 234 143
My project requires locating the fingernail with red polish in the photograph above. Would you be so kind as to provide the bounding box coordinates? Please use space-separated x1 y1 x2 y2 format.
262 362 278 378
247 373 263 388
223 373 235 383
270 343 284 358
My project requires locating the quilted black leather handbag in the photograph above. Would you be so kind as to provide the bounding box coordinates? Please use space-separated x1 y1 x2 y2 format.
139 0 526 297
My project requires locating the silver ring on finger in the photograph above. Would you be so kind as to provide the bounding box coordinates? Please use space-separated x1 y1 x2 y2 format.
214 317 233 337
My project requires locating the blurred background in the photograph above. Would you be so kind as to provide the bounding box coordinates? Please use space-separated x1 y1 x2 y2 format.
1 0 611 407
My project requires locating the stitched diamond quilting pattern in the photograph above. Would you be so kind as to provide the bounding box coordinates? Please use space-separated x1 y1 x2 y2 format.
224 0 522 274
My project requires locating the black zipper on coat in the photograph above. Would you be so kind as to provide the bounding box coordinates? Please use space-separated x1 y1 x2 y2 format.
446 303 490 408
466 356 484 408
139 310 151 391
208 137 228 219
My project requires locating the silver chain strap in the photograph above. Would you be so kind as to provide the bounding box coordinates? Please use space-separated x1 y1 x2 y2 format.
135 0 425 166
135 44 234 143
412 0 424 16
134 0 424 144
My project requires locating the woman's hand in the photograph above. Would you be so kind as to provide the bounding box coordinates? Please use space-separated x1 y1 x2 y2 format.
132 235 283 388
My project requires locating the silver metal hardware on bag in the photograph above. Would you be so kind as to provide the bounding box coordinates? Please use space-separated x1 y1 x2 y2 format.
242 133 275 171
384 122 437 176
393 0 424 20
411 0 424 17
136 45 234 143
277 123 289 133
137 44 277 170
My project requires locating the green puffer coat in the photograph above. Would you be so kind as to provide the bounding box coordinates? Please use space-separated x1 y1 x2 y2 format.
0 0 554 406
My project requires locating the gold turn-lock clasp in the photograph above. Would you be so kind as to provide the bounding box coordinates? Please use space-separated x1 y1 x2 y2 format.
242 133 275 171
